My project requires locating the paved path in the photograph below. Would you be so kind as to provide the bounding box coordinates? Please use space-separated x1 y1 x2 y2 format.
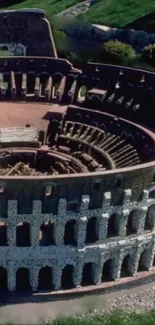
56 0 100 18
2 279 155 324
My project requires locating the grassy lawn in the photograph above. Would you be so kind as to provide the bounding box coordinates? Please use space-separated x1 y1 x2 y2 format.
5 0 79 16
39 310 155 325
78 0 155 28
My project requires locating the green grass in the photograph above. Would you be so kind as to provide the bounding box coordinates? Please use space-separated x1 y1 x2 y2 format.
40 310 155 325
78 0 155 28
5 0 79 16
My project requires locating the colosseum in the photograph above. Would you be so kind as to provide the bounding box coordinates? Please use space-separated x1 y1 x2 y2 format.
0 8 154 294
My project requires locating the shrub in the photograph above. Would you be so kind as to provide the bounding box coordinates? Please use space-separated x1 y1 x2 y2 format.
100 40 135 64
141 44 155 66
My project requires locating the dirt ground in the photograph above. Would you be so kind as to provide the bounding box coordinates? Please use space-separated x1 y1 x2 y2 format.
0 280 155 324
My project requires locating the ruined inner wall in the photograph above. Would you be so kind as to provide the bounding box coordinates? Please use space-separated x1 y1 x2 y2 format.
0 9 57 57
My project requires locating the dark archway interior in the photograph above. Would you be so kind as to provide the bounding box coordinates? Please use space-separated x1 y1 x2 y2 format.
0 223 7 246
101 259 112 282
86 217 98 243
39 222 55 246
107 214 117 237
64 220 76 246
126 212 137 236
138 251 147 272
121 255 130 277
61 265 74 289
144 214 153 231
0 267 7 291
82 262 94 286
16 222 30 247
16 268 30 292
38 266 53 291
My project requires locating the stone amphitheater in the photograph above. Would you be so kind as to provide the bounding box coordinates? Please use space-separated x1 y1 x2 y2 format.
0 8 154 295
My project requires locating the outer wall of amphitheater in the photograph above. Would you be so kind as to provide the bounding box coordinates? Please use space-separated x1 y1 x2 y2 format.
0 167 155 292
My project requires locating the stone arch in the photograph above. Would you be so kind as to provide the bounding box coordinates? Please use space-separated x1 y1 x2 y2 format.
82 262 94 286
120 254 131 277
61 265 74 289
39 221 55 246
126 210 139 236
38 266 53 291
107 213 118 237
16 268 30 292
148 186 155 199
0 222 7 246
144 205 155 231
86 217 98 244
0 267 7 291
16 222 30 247
101 259 113 282
64 220 77 246
138 249 149 272
100 123 106 132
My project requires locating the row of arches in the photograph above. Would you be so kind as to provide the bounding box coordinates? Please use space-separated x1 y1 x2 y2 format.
0 249 154 292
0 207 154 247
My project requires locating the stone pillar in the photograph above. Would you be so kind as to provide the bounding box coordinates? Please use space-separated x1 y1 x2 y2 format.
137 206 148 235
141 242 155 270
31 222 40 247
53 265 62 290
93 256 104 284
128 245 142 276
80 195 90 213
111 250 124 280
73 259 83 287
30 266 38 292
53 222 65 246
77 217 87 248
123 189 132 206
149 240 155 269
102 192 111 209
7 223 16 246
8 261 16 292
118 209 129 237
98 213 109 241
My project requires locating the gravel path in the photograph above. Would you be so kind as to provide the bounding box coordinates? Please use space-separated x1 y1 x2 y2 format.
56 0 100 18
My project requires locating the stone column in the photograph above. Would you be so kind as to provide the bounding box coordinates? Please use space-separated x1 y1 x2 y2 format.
30 266 38 292
98 213 109 241
111 250 124 280
137 206 148 235
102 192 111 209
149 240 155 269
93 256 104 284
123 189 132 206
73 259 83 287
118 209 129 237
7 223 16 247
53 265 62 290
128 245 142 276
77 217 87 248
31 222 40 247
8 261 16 292
53 221 65 246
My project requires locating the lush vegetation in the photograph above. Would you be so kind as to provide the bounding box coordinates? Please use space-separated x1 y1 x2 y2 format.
98 40 136 65
2 0 79 15
141 44 155 67
78 0 155 28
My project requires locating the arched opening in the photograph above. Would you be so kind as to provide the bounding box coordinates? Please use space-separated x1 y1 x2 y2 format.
82 262 94 286
101 259 112 282
64 220 76 246
53 81 60 99
149 188 155 199
0 222 7 246
39 222 55 246
144 205 155 231
61 265 74 289
120 255 131 277
16 222 30 247
16 268 30 292
78 85 87 102
126 210 138 236
0 267 7 291
86 217 98 244
38 266 53 291
138 250 147 272
107 214 117 237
